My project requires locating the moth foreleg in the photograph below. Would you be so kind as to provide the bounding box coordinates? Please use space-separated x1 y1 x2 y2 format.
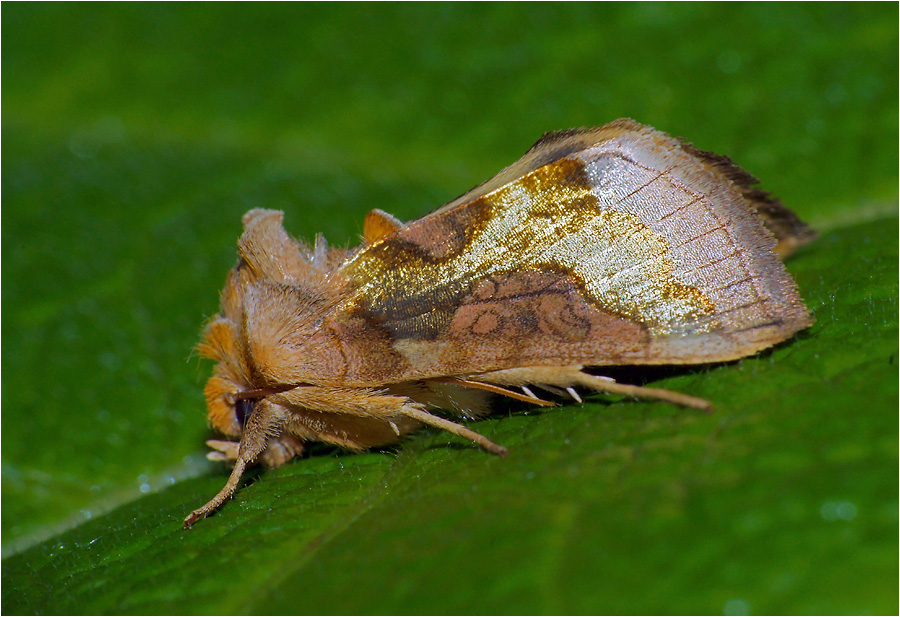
184 398 288 528
207 437 302 467
272 386 508 455
398 403 508 457
469 366 713 412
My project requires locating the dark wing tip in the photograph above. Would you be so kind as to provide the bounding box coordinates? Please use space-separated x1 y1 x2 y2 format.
679 140 817 258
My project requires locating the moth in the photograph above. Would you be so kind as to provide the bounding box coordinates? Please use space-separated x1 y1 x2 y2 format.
184 118 814 527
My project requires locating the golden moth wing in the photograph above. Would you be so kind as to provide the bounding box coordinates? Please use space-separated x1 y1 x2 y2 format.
436 119 815 256
330 121 813 382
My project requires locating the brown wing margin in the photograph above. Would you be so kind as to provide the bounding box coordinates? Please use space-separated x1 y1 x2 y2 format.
677 140 817 258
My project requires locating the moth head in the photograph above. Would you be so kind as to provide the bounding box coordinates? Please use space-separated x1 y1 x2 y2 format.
197 311 258 437
203 373 249 437
197 208 346 441
204 364 307 439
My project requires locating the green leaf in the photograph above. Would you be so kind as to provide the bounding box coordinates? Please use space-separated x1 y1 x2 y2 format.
3 4 897 614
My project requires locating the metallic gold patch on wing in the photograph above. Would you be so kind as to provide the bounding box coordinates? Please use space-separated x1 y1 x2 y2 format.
339 158 715 337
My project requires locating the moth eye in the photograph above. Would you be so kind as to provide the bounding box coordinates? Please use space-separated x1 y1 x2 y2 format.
234 398 256 429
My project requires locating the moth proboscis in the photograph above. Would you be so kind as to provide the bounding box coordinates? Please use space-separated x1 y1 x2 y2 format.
184 118 814 528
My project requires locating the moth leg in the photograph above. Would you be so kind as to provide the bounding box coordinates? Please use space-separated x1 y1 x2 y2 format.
432 376 555 406
470 366 712 412
205 439 239 463
272 387 508 455
399 404 509 456
572 372 712 412
184 399 286 528
257 433 304 467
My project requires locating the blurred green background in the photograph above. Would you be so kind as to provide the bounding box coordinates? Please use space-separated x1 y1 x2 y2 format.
2 3 897 614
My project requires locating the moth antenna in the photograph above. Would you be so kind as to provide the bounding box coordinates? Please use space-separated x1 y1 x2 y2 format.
574 373 712 412
400 404 509 456
183 456 249 528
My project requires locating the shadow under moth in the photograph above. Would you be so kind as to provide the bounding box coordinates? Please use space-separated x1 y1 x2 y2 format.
184 118 815 527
